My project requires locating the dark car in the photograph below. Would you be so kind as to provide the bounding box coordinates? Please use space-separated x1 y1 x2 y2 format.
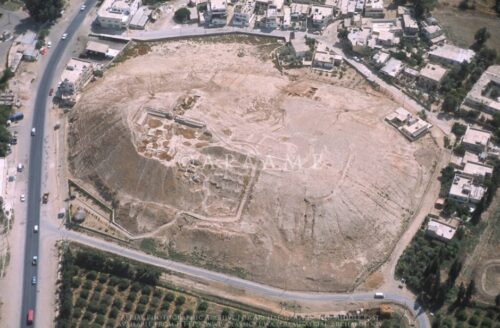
49 88 54 96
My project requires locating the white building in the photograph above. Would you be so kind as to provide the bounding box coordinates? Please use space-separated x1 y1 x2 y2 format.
364 0 384 18
448 174 486 204
463 65 500 114
462 161 493 183
380 58 404 79
422 24 445 45
426 218 458 242
233 2 255 26
385 107 432 141
97 0 141 29
418 63 447 90
312 42 342 70
206 0 227 26
58 58 94 107
402 14 418 36
429 44 475 67
461 126 491 154
310 5 333 28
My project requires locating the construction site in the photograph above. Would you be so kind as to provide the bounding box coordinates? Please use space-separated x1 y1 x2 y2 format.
67 37 440 292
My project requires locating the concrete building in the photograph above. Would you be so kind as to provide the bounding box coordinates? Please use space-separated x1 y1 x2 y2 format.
418 63 447 90
347 28 371 53
380 58 404 79
421 24 445 44
129 6 151 29
97 0 141 29
206 0 227 26
290 3 309 20
463 65 500 114
355 0 365 13
85 41 110 57
429 44 475 67
364 0 384 18
310 5 333 28
461 126 491 154
426 218 458 242
312 42 342 70
290 37 310 58
233 2 255 26
462 161 493 183
385 107 432 140
448 174 486 204
372 50 390 68
58 58 94 107
402 14 418 36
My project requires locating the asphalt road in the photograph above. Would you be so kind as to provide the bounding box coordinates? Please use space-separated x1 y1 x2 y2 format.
47 225 430 328
19 2 96 327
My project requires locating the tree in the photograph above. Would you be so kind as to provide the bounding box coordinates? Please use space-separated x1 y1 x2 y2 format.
442 95 458 113
448 259 462 283
337 28 349 40
495 293 500 307
24 0 64 23
473 28 490 49
464 279 475 305
413 0 437 19
456 283 466 305
174 7 191 23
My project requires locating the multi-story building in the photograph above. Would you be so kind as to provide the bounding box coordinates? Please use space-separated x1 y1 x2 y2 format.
96 0 141 29
364 0 384 18
206 0 227 27
429 44 475 67
310 5 333 28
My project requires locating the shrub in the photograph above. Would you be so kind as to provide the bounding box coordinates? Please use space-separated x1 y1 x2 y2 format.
161 301 170 310
98 274 108 284
118 279 129 291
83 280 93 290
131 282 142 292
79 289 89 300
197 301 209 311
170 315 180 325
75 298 87 308
164 292 175 303
481 318 492 327
94 314 105 325
86 271 97 280
243 314 254 324
106 319 116 328
88 301 99 312
108 276 120 286
124 301 134 312
94 283 104 292
151 297 160 308
101 295 113 306
175 295 186 306
71 277 81 288
128 292 137 302
83 311 94 321
105 287 115 296
153 288 163 298
174 7 191 23
456 309 468 321
233 311 243 321
184 308 194 317
221 307 231 319
109 307 119 319
208 314 218 324
469 315 480 326
135 304 146 315
142 285 152 295
139 295 149 305
174 306 182 315
113 298 123 309
72 307 83 319
196 311 207 322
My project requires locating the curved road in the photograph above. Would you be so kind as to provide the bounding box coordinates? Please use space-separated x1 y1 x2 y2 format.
20 4 430 327
20 2 96 327
46 224 431 328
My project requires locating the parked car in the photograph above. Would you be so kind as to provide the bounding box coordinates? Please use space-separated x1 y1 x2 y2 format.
61 33 68 40
31 128 36 136
17 163 24 172
31 276 37 285
49 88 54 96
20 194 25 202
32 256 38 265
10 137 17 145
47 41 52 48
80 4 86 11
33 225 39 233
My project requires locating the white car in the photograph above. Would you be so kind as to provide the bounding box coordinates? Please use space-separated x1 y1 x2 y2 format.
61 33 68 40
32 256 38 266
33 225 39 233
80 4 86 11
47 41 52 48
20 194 25 202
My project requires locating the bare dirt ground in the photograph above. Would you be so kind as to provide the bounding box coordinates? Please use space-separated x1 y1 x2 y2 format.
67 36 439 292
433 1 500 53
461 197 500 303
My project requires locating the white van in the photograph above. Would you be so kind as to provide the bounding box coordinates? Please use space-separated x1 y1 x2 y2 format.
374 292 384 299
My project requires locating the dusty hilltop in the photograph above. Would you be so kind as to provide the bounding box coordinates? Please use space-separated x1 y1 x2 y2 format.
68 36 439 292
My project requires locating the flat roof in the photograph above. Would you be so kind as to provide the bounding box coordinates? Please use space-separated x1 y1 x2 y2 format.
381 58 404 77
462 126 491 147
419 63 447 83
291 38 310 53
427 219 457 240
402 14 418 29
464 65 500 113
130 6 151 27
86 41 110 54
373 51 390 64
449 174 486 202
209 0 227 11
429 44 475 64
61 58 93 84
463 161 493 177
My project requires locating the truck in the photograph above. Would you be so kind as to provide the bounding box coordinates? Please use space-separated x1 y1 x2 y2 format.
8 112 24 122
27 309 33 325
42 193 49 204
